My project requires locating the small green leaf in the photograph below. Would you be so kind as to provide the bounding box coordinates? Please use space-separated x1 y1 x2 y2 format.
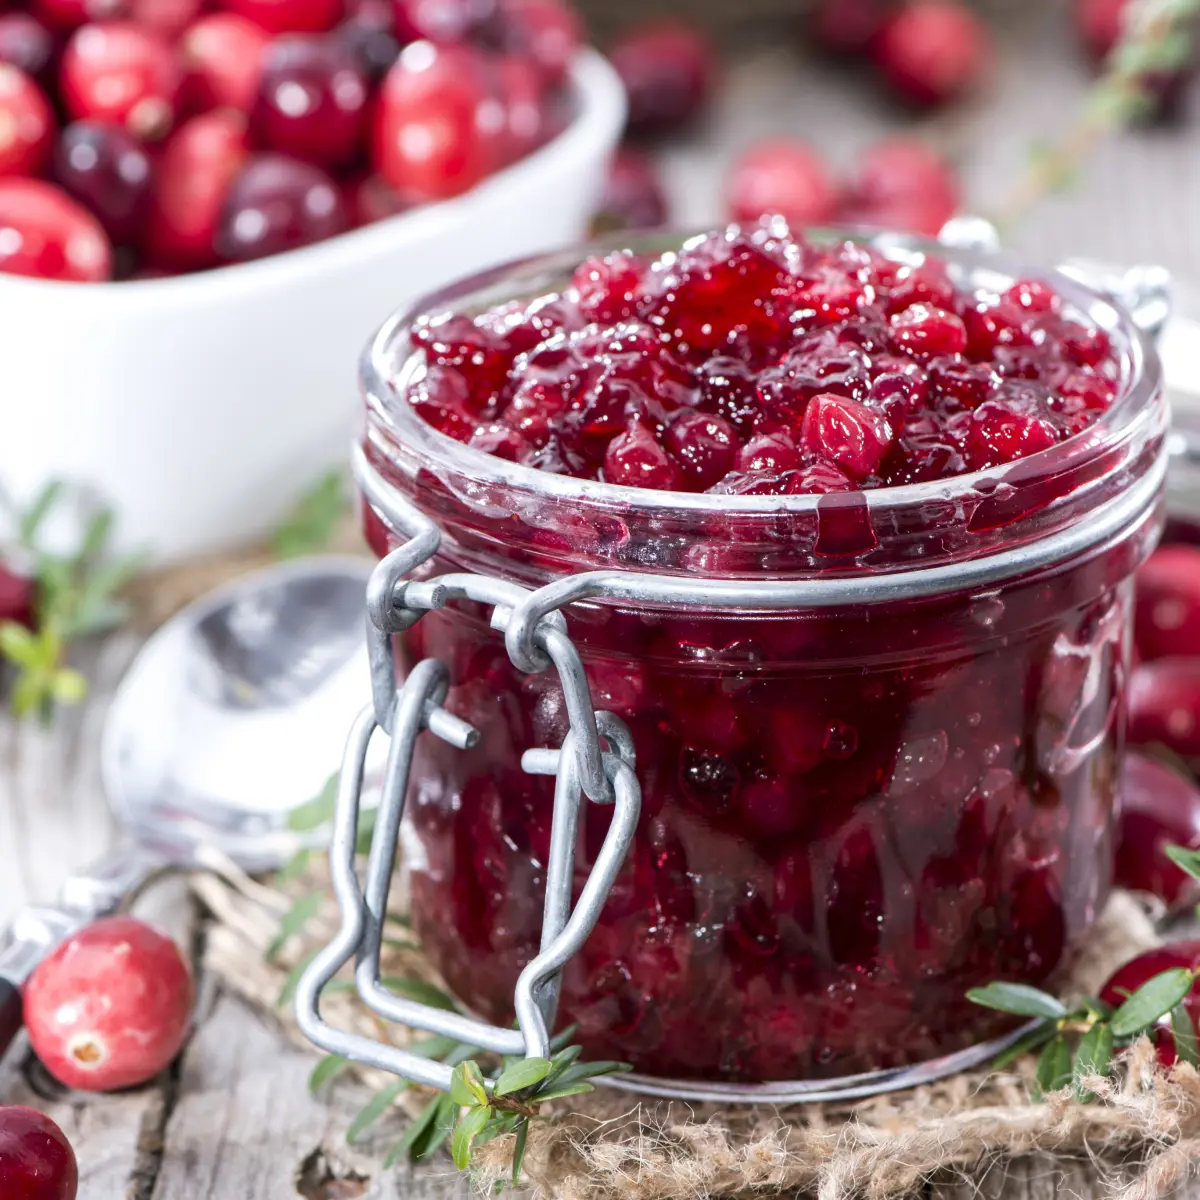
19 480 63 545
406 1034 463 1061
451 1103 491 1171
383 977 459 1012
473 1112 520 1150
1073 1023 1114 1100
1172 1003 1200 1067
1166 844 1200 885
385 1094 442 1166
414 1093 459 1161
494 1057 552 1097
347 1080 407 1145
265 892 321 961
272 471 349 560
540 1059 631 1090
511 1119 529 1187
991 1020 1058 1070
0 622 38 666
450 1061 489 1107
528 1081 595 1103
544 1045 582 1082
1035 1035 1073 1096
308 1054 350 1095
50 667 87 705
1110 967 1194 1038
966 982 1068 1019
287 774 339 832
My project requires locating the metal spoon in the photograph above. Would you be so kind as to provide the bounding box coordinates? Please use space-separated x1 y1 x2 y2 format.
0 554 374 1060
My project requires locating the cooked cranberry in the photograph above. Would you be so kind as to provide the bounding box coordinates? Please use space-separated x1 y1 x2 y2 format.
800 392 892 480
603 420 680 490
569 252 645 324
0 177 112 279
24 916 193 1091
872 0 989 106
251 35 368 168
1129 659 1200 760
810 0 889 56
609 19 715 138
725 138 837 227
142 108 247 270
0 15 55 90
0 558 35 626
333 1 400 81
890 303 967 358
1099 943 1200 1067
180 14 269 114
32 0 124 33
54 121 151 243
0 65 53 178
372 40 501 201
220 0 343 34
590 146 668 233
0 1107 77 1200
59 22 180 140
664 409 736 490
839 138 959 236
737 430 802 475
215 151 347 261
1135 545 1200 662
1115 752 1200 908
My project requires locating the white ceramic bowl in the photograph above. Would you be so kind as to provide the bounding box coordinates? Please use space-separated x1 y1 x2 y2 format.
0 49 624 563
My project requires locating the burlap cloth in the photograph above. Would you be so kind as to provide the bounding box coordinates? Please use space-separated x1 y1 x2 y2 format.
139 542 1200 1198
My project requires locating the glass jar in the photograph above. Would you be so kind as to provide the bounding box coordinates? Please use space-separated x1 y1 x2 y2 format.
356 233 1168 1092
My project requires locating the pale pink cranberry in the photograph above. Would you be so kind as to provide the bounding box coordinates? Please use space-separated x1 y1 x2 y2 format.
54 120 152 243
839 138 959 236
0 64 54 177
0 1107 78 1200
251 35 368 168
591 146 668 232
1135 545 1200 662
889 303 967 357
32 0 125 33
59 22 181 140
24 916 194 1092
142 108 248 270
215 152 348 261
1100 942 1200 1067
725 138 837 227
609 18 716 137
872 0 989 106
372 40 501 202
604 421 681 490
663 409 736 490
498 0 580 87
1115 751 1200 909
219 0 344 34
180 13 269 114
0 15 56 90
1129 659 1200 760
800 392 892 480
0 177 112 279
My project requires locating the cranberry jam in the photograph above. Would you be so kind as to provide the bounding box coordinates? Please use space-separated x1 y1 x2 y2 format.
361 224 1168 1084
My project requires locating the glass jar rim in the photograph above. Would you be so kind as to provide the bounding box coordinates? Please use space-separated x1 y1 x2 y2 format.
360 227 1168 581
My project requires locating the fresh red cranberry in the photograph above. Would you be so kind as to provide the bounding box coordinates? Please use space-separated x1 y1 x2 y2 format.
0 557 35 626
130 0 199 37
32 0 125 33
889 303 967 358
1115 751 1200 908
251 35 368 168
24 916 194 1091
664 409 736 491
872 0 989 107
1129 659 1200 760
609 19 715 138
53 121 152 243
1076 0 1125 58
391 0 494 44
590 146 668 233
493 52 549 165
1099 942 1200 1067
1135 545 1200 662
0 1107 78 1200
219 0 344 34
0 15 56 90
0 64 53 178
800 392 892 480
215 151 348 261
59 22 180 140
603 421 681 490
810 0 889 56
180 14 269 114
496 0 579 87
333 0 400 82
725 138 837 227
0 177 112 279
839 138 959 236
372 40 501 202
142 108 247 270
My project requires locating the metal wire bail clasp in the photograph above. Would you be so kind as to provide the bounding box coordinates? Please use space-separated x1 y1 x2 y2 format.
293 477 642 1093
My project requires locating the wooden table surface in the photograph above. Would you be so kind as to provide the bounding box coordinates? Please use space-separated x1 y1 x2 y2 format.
3 10 1200 1197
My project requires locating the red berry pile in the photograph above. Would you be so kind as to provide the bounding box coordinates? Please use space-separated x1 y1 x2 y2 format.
404 221 1118 493
0 0 581 280
23 916 194 1091
0 1107 77 1200
1100 941 1200 1068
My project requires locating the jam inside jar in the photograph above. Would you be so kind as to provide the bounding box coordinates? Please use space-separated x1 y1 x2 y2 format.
358 230 1168 1087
